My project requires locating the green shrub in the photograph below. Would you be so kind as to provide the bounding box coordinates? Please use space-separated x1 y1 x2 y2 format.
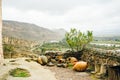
67 63 74 69
10 68 31 77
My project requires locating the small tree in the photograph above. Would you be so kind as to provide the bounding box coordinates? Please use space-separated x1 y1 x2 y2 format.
65 28 93 52
3 44 15 58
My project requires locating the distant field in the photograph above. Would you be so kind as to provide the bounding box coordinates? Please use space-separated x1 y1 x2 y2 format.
89 41 120 50
92 40 120 44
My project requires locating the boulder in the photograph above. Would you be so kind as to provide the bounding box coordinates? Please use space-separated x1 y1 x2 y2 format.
62 63 68 68
47 62 54 67
51 59 57 63
56 63 68 68
37 55 48 65
37 56 43 64
57 64 63 67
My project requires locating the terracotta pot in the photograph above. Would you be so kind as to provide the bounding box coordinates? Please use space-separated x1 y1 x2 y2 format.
67 57 78 65
73 61 87 72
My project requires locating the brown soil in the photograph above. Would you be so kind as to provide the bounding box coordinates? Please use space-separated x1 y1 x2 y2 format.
44 66 92 80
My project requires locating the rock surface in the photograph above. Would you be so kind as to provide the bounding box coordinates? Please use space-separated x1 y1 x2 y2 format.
0 58 57 80
0 58 92 80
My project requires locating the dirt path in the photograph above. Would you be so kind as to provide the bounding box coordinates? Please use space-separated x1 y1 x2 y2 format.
45 66 92 80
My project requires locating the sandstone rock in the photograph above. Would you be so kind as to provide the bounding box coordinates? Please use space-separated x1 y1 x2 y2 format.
37 57 43 64
47 62 54 67
51 59 57 63
37 55 48 65
57 64 63 67
62 63 68 68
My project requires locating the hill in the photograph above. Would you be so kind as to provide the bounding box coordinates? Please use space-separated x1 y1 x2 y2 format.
2 20 65 42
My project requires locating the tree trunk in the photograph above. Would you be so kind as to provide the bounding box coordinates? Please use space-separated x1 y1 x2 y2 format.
0 0 3 64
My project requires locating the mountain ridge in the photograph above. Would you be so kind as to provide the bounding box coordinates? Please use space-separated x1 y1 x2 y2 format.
2 20 65 42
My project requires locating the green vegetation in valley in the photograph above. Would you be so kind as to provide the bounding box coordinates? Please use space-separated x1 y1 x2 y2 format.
3 44 15 58
3 44 15 53
39 40 68 53
88 44 120 50
3 36 37 58
88 40 120 50
92 40 120 45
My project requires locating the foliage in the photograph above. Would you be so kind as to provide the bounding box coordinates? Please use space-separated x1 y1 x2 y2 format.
10 68 31 77
59 38 68 47
67 63 74 69
3 44 15 53
39 41 69 53
65 28 93 52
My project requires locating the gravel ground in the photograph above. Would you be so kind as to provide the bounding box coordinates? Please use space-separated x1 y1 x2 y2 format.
44 66 92 80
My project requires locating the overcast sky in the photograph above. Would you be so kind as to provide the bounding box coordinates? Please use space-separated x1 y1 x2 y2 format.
2 0 120 34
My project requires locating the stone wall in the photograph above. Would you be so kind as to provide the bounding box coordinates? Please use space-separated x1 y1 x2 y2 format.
81 48 120 79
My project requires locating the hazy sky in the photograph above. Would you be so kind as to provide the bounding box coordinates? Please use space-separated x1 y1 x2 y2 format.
2 0 120 33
